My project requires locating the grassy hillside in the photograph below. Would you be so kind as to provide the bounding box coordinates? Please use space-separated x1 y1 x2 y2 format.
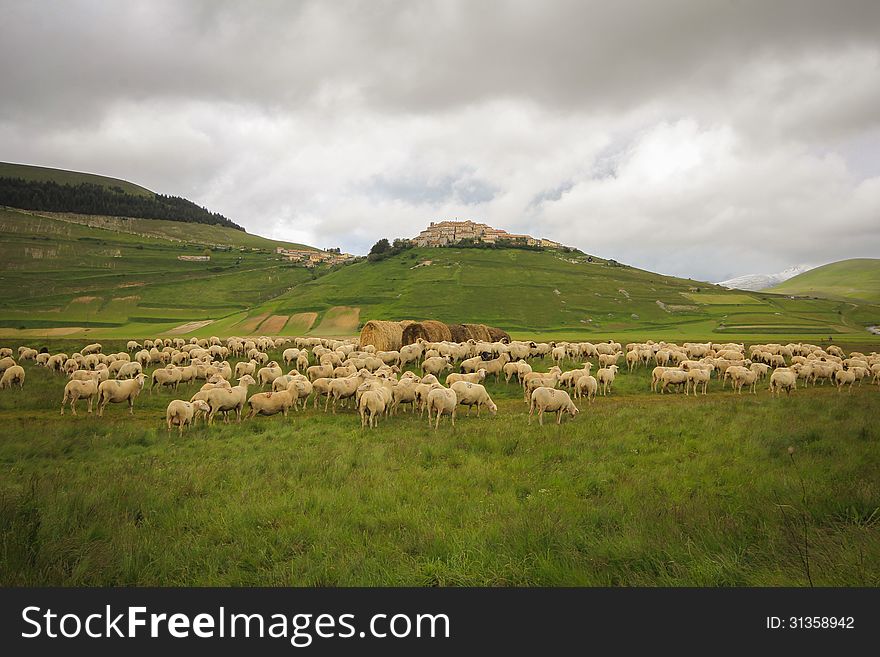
249 246 880 342
0 161 153 196
0 207 318 336
1 210 878 341
767 258 880 304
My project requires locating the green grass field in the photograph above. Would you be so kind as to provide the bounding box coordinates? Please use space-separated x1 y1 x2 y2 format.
767 259 880 305
1 339 878 586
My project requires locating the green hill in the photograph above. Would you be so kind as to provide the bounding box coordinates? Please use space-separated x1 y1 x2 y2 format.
0 207 321 337
240 246 879 342
767 258 880 304
0 161 153 196
1 208 878 341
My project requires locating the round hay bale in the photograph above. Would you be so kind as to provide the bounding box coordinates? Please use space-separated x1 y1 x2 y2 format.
447 323 469 343
402 320 453 345
463 323 493 342
487 326 511 343
359 320 404 352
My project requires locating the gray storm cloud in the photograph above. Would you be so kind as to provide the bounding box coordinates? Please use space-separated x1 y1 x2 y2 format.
1 0 878 281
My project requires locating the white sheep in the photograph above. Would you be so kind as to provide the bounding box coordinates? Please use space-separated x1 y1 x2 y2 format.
596 365 619 395
166 399 210 433
769 369 797 396
685 368 710 396
97 374 146 416
204 374 257 424
60 379 99 415
528 387 579 426
574 375 598 402
426 386 457 429
445 369 487 386
659 369 688 394
0 365 26 390
151 366 183 393
0 356 16 376
247 389 296 418
450 381 497 417
422 356 452 377
358 390 387 428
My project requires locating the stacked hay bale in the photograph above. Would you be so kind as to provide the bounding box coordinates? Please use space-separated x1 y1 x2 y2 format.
359 319 509 349
359 320 404 351
462 323 493 342
447 324 470 343
487 326 511 343
401 320 453 345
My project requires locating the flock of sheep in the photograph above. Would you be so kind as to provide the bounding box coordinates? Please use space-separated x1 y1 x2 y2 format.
1 335 877 432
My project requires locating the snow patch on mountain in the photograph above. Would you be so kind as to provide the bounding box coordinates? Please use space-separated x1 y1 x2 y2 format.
718 265 813 291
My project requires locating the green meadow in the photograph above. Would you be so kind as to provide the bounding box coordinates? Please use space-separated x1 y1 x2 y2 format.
768 258 880 305
0 339 877 586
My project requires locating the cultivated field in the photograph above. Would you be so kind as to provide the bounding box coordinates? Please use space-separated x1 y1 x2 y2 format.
1 337 877 586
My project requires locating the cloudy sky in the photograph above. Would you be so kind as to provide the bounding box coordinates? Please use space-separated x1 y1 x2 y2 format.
2 0 879 281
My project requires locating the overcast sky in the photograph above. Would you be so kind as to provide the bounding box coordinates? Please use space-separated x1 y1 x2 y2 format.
2 0 879 281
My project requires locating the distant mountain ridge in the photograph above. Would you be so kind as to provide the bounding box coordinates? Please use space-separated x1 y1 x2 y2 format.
719 264 812 291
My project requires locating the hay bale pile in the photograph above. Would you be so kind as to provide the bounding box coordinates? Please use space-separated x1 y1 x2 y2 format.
462 323 493 342
359 319 509 349
447 323 469 343
359 320 404 351
487 326 511 343
401 320 453 345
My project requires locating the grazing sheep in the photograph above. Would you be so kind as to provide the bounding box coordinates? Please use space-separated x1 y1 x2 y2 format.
247 389 296 418
422 356 453 377
0 365 26 390
598 353 620 368
731 368 758 395
390 379 418 415
151 365 183 393
166 399 210 433
445 369 487 386
650 366 673 392
97 374 146 416
522 368 562 402
685 368 710 396
307 363 334 382
234 360 257 379
358 390 387 428
528 387 579 426
450 381 497 417
596 365 619 396
426 386 457 429
0 348 12 359
769 369 797 396
0 356 16 376
203 374 256 424
18 347 38 361
659 369 688 394
503 360 531 384
118 361 143 379
258 362 283 388
60 379 99 415
574 374 598 401
834 369 856 393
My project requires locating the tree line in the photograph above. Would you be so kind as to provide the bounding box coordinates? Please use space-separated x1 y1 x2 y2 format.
0 176 244 231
